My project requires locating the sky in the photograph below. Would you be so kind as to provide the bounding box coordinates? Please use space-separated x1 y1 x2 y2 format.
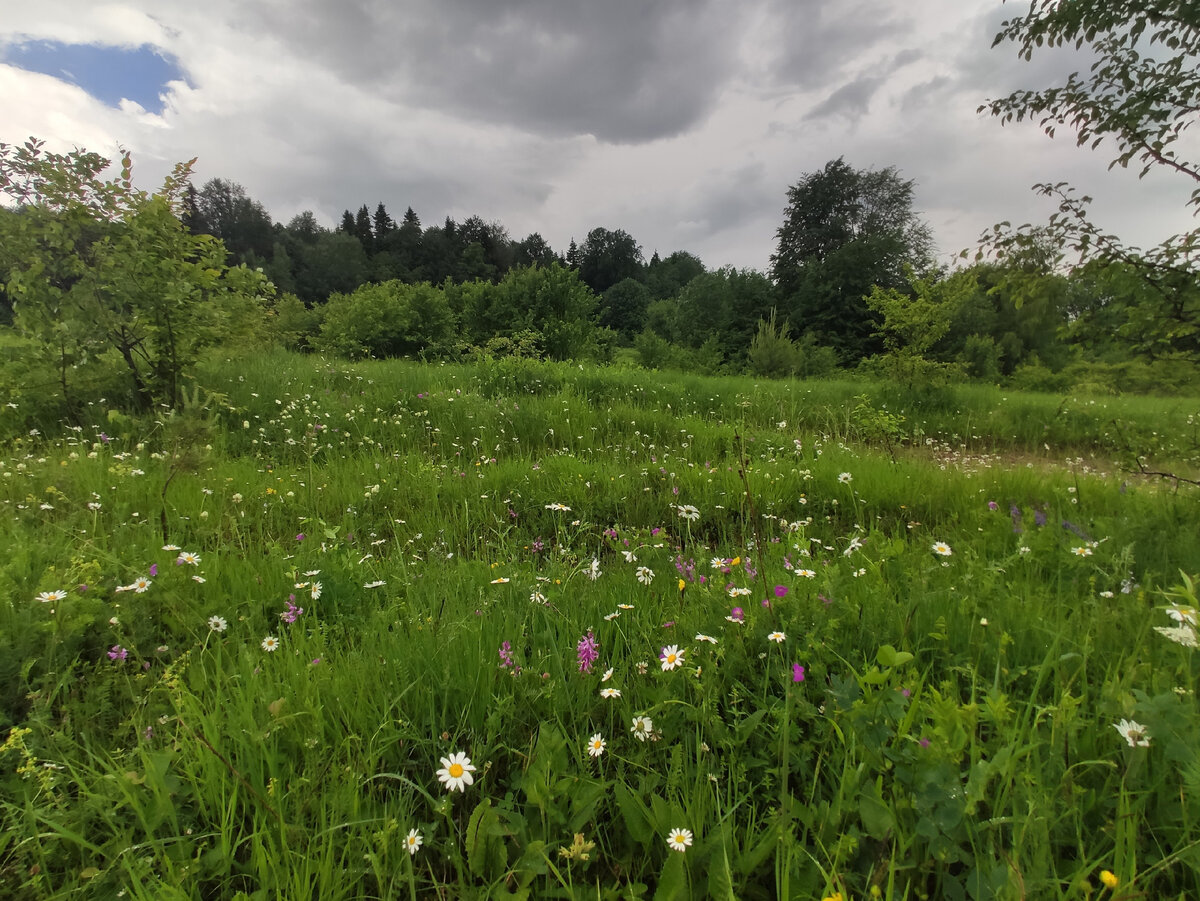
1 1 1193 273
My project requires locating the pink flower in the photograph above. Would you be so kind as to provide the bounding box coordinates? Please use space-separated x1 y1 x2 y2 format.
576 631 599 674
108 645 128 661
792 664 805 682
149 564 158 577
774 585 788 597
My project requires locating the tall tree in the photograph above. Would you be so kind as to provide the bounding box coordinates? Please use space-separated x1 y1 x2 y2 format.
980 0 1200 363
353 204 374 253
771 158 934 359
373 202 394 242
577 227 645 294
193 178 275 265
646 250 705 300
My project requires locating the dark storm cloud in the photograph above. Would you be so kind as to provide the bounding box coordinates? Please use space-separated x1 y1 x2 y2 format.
761 0 909 90
244 0 745 143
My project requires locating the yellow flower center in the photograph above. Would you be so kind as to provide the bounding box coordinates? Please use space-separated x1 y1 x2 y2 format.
667 654 676 663
449 763 464 778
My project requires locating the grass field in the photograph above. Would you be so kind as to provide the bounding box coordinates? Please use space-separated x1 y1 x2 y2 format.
1 351 1199 899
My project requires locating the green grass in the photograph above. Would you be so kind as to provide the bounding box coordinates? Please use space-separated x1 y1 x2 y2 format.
1 351 1198 899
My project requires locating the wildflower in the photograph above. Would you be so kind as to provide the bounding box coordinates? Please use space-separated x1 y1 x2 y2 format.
931 541 952 557
309 581 322 601
1072 546 1093 557
436 751 476 792
128 577 152 593
617 603 635 610
843 536 864 556
1099 870 1119 890
261 635 280 652
280 600 304 623
792 663 805 682
773 585 788 597
622 550 638 563
987 501 999 511
36 589 67 603
600 687 621 699
208 615 228 632
838 472 852 484
822 893 844 901
677 505 700 521
768 631 786 643
666 828 693 852
636 566 654 585
728 586 751 597
1166 605 1198 626
148 564 157 577
586 734 606 758
631 715 654 742
577 631 599 674
709 556 726 569
192 575 206 583
601 667 614 682
545 502 571 511
490 577 510 584
108 645 128 661
796 568 816 579
1154 624 1198 647
295 533 305 542
636 661 649 675
405 829 423 856
726 607 745 623
586 558 602 580
695 634 717 644
603 611 620 621
660 645 685 670
1018 545 1031 554
177 551 201 566
364 580 386 588
678 578 687 591
1114 719 1150 747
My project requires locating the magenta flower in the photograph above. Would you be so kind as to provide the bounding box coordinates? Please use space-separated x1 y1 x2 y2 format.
774 585 788 597
792 664 805 682
108 645 128 661
149 564 158 577
280 600 304 623
576 630 599 674
296 533 306 542
729 607 745 623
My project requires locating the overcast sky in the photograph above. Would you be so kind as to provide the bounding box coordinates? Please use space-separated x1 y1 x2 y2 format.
1 1 1193 273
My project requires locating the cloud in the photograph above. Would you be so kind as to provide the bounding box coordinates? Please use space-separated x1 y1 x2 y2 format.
238 0 747 143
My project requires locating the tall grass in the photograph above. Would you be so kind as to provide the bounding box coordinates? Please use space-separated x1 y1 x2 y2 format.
1 351 1198 899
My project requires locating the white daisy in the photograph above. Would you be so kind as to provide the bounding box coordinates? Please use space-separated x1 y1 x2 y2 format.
586 734 606 758
630 715 654 742
404 828 423 856
436 751 476 792
666 828 693 852
1114 719 1150 748
208 615 228 633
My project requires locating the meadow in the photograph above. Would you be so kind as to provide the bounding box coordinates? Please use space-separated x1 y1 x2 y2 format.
1 351 1199 900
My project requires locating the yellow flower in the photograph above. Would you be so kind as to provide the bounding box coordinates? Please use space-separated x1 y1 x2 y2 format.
821 893 844 901
678 578 686 591
1099 870 1119 889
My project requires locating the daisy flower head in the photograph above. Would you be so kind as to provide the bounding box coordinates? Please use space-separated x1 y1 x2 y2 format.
660 645 685 671
768 631 786 643
1072 546 1093 557
695 633 717 644
436 751 476 792
36 589 67 603
261 635 280 652
838 472 853 484
631 715 654 741
710 556 726 570
309 581 322 601
130 577 152 593
586 733 606 758
208 615 228 633
405 828 423 856
1166 605 1198 626
1114 719 1150 747
600 687 622 699
676 505 700 521
176 551 201 566
796 568 816 579
601 667 614 682
931 541 952 557
636 566 654 585
162 544 181 552
666 828 693 853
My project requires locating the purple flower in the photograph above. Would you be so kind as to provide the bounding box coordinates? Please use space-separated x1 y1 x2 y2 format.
729 607 745 622
296 533 306 542
919 737 931 749
108 645 128 661
1034 508 1047 527
987 501 999 511
774 585 788 598
499 640 521 674
576 631 599 674
280 600 304 623
149 564 158 577
1010 504 1024 533
99 432 111 443
792 664 805 682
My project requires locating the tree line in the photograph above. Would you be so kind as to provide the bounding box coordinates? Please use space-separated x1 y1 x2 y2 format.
3 0 1199 421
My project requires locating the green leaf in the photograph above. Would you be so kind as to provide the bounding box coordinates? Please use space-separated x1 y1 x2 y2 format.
615 782 653 845
858 791 896 840
653 850 688 901
876 645 914 667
